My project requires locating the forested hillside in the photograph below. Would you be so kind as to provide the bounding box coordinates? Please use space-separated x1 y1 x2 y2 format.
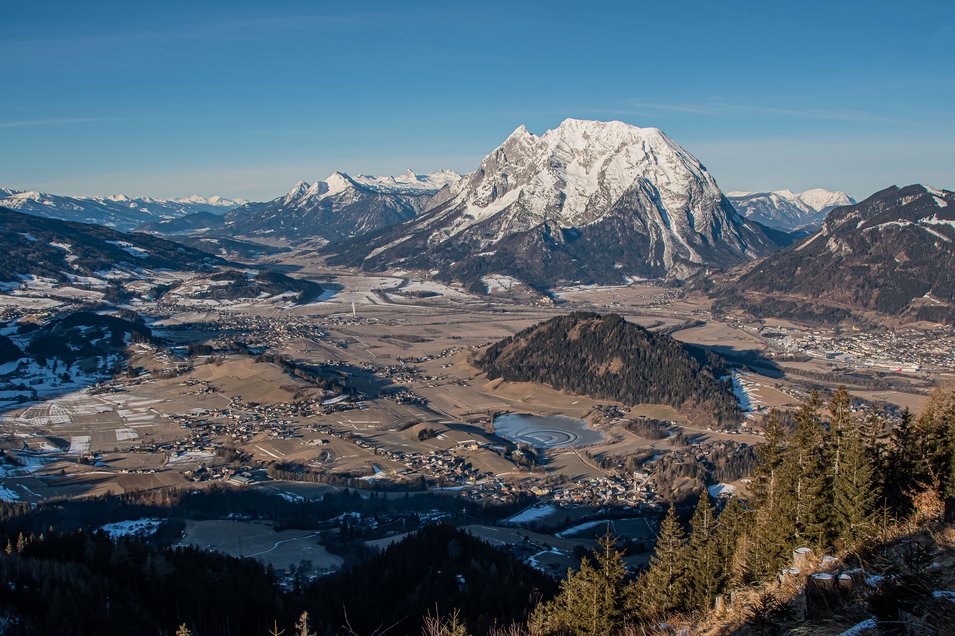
475 313 738 426
529 385 955 635
0 206 223 282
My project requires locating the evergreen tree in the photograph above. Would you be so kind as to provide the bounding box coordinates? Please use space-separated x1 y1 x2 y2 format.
750 410 786 510
635 505 687 618
714 495 746 588
828 390 879 547
885 408 920 516
914 385 955 500
861 408 888 505
781 393 827 547
530 533 630 636
742 492 793 584
176 625 192 636
741 410 795 582
823 387 851 544
685 492 721 614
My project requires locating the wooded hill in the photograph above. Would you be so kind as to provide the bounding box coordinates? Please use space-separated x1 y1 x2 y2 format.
474 313 738 427
0 206 223 282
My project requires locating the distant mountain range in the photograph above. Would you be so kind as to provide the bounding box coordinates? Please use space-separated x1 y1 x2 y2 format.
727 188 855 231
0 189 243 232
326 119 787 291
216 169 461 242
711 184 955 324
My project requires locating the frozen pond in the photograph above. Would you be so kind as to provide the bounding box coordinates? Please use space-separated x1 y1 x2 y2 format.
493 413 604 449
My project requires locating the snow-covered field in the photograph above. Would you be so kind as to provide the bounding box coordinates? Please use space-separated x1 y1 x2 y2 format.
482 274 521 294
0 485 20 501
167 450 215 464
555 519 607 538
99 518 163 538
729 371 761 414
502 503 559 525
68 435 91 454
397 279 474 300
707 483 738 498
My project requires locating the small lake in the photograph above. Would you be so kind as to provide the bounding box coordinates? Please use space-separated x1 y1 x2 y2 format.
493 413 604 449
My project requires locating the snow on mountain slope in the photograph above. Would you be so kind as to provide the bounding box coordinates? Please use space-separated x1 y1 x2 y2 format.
717 184 955 324
328 119 784 290
222 170 460 242
0 189 244 231
352 169 462 193
728 188 854 231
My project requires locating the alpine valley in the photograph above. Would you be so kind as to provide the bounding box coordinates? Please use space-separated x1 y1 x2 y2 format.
2 119 953 636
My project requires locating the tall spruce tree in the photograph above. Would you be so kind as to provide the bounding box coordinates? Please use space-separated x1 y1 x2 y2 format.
742 493 794 584
685 492 722 614
781 393 828 547
827 389 878 547
742 410 795 582
914 385 955 500
885 408 920 516
750 410 786 510
635 505 687 618
714 495 746 589
530 533 630 636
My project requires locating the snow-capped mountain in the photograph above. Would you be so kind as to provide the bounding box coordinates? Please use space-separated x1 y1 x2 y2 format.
220 170 461 242
728 188 854 231
0 189 244 232
328 119 787 290
715 184 955 324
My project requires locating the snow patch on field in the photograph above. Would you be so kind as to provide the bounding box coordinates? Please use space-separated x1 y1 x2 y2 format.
727 372 756 412
401 280 471 299
503 503 557 525
106 240 149 258
707 483 737 498
0 486 20 501
115 428 138 441
168 450 214 464
68 435 91 454
482 274 521 293
556 520 610 538
99 518 162 538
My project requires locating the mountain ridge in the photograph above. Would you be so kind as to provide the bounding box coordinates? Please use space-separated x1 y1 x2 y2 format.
218 169 461 243
327 119 787 290
728 188 855 231
0 189 244 232
711 184 955 324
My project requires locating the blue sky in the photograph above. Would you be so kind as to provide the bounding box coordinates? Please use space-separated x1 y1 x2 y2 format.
2 0 953 201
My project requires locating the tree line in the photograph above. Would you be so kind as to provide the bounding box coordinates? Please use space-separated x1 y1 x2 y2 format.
525 384 955 635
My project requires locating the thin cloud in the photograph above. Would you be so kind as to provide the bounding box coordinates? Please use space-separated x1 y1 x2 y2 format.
1 10 385 52
0 117 123 129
